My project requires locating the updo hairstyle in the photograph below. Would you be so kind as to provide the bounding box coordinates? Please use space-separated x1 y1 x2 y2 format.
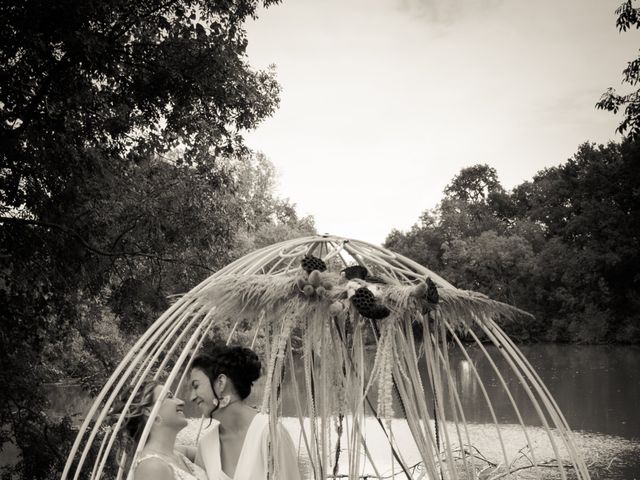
191 343 262 400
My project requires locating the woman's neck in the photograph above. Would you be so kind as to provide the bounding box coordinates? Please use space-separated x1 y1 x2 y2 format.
216 401 256 435
144 427 178 455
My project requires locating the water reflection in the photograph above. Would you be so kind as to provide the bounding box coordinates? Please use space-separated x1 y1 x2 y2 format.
512 344 640 440
49 345 640 442
237 344 640 442
457 359 474 398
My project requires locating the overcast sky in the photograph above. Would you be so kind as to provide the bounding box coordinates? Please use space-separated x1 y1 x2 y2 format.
243 0 638 245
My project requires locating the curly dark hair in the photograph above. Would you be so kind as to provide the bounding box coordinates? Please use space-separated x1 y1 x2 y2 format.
191 343 262 407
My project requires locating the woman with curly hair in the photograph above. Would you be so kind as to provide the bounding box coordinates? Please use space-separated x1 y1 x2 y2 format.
189 344 301 480
111 380 206 480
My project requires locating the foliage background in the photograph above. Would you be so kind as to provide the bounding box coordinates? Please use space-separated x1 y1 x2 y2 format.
385 140 640 344
1 0 639 478
0 0 315 477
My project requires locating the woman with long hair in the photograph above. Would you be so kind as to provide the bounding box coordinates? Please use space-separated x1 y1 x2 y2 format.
110 380 206 480
189 344 301 480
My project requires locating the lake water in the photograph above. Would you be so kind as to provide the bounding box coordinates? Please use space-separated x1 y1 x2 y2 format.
44 344 640 478
421 343 640 440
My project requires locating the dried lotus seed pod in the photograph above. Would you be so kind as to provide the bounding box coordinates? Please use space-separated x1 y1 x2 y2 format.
351 288 376 312
301 255 327 273
353 287 375 301
366 304 391 320
342 265 368 280
426 277 439 304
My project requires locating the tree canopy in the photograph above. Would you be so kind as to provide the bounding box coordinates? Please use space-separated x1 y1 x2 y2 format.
596 0 640 138
385 139 640 344
0 1 317 477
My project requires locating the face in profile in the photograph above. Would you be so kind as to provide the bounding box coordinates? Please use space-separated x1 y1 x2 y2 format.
190 368 217 416
152 385 188 430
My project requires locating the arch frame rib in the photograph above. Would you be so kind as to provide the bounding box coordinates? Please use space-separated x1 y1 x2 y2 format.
62 234 590 480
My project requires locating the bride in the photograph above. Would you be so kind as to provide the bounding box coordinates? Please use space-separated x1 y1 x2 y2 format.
110 380 207 480
189 344 302 480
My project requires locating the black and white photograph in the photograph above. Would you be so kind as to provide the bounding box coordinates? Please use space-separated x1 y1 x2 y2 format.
1 0 639 479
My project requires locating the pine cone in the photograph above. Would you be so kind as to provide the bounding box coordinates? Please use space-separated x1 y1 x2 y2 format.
301 255 327 273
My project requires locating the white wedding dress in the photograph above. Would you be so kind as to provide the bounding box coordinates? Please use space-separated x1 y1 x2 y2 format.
134 451 208 480
196 413 301 480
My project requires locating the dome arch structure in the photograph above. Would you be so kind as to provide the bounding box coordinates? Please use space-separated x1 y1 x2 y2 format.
63 235 590 480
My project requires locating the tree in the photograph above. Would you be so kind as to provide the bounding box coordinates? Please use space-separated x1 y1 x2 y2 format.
384 210 445 272
596 0 640 138
1 0 281 182
385 140 640 344
229 152 316 258
1 1 283 477
513 140 640 342
1 149 311 476
388 164 519 256
441 231 535 305
441 230 541 340
440 164 512 238
444 164 504 204
385 164 511 269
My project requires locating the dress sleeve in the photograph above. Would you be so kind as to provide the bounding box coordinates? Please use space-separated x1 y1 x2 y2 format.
261 421 303 480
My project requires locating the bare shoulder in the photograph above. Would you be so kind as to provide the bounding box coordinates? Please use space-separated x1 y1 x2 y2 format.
134 457 174 480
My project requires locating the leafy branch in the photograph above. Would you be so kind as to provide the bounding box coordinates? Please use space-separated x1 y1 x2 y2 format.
596 0 640 138
1 216 215 272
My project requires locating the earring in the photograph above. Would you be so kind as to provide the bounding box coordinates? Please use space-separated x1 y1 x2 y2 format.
218 395 231 409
